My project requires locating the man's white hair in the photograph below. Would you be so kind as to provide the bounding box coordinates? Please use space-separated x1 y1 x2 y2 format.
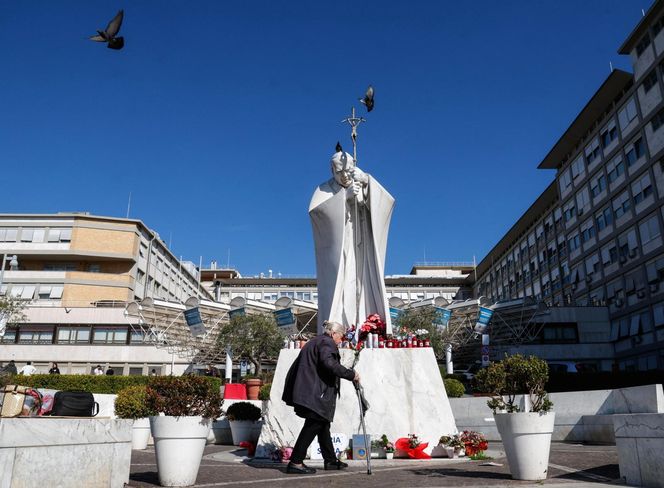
323 321 346 336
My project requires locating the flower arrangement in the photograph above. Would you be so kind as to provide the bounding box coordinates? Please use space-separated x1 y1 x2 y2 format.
345 314 387 344
394 434 430 459
459 430 488 456
378 434 394 453
438 434 464 450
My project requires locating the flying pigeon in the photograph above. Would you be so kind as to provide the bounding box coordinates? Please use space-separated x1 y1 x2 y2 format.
90 10 124 50
359 85 374 112
336 141 343 153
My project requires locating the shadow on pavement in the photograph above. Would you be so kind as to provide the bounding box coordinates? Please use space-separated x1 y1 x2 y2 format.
129 471 159 485
407 467 513 480
554 464 620 482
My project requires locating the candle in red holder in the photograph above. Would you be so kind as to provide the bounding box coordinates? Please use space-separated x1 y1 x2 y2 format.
418 339 424 347
378 339 384 348
424 338 431 347
386 338 392 348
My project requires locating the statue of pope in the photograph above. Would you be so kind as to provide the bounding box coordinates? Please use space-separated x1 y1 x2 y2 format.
309 150 395 336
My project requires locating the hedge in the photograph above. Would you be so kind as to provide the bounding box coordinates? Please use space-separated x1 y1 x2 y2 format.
444 378 466 397
0 374 222 394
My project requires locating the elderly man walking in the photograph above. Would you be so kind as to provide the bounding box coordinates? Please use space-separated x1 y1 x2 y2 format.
282 321 360 474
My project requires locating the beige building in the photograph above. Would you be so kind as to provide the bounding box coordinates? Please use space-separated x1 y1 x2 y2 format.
0 213 211 375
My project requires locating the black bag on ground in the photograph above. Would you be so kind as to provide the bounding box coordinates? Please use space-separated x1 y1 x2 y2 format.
50 391 99 417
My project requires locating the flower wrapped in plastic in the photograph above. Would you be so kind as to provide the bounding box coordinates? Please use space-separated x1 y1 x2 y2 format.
394 434 431 459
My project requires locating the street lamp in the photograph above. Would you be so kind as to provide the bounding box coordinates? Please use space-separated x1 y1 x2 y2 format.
0 254 18 290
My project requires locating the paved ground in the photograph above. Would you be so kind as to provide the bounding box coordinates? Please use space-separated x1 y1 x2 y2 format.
127 442 628 488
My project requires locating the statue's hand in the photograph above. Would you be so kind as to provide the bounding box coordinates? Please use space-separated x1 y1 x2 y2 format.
350 167 369 185
350 181 363 197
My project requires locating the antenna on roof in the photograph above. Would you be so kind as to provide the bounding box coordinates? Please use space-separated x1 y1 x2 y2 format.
609 61 614 72
126 192 131 218
642 9 646 16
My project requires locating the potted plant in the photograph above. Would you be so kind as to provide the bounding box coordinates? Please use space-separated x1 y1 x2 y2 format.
242 374 263 401
376 434 395 459
146 376 223 487
225 401 262 446
474 354 554 481
459 430 488 458
437 434 465 458
114 385 155 450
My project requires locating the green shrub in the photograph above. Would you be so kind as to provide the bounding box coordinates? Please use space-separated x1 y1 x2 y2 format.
5 374 222 394
225 401 262 421
145 376 223 419
444 378 465 397
258 383 271 401
474 354 553 413
115 385 155 419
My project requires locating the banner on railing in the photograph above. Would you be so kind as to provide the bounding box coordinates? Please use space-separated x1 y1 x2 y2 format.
433 307 451 328
184 307 206 337
474 307 494 334
274 308 298 334
389 307 403 321
228 307 246 319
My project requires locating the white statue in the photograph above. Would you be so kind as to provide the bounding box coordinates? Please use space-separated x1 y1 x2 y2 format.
309 150 395 336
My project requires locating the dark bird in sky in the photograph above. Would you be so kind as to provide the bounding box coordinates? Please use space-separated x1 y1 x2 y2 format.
89 10 124 50
359 85 374 112
336 141 343 153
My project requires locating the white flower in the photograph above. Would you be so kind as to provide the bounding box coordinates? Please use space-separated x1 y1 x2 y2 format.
415 329 428 335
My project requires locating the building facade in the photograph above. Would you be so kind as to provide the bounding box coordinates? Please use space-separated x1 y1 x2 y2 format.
474 1 664 372
0 213 211 375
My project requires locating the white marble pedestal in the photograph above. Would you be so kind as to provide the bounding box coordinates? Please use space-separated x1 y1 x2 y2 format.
613 413 664 487
255 348 457 458
0 417 132 488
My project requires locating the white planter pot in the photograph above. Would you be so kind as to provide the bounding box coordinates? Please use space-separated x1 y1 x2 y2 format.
150 416 211 487
386 452 394 460
229 420 256 446
211 418 233 445
131 417 151 450
494 412 555 481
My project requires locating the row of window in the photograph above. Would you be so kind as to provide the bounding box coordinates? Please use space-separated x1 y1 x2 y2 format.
0 284 64 300
0 326 151 345
0 228 72 243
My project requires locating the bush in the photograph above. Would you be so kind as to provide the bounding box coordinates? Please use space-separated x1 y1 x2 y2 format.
115 385 155 419
258 383 271 401
146 376 223 419
3 374 222 394
474 354 553 413
444 378 465 397
225 401 262 421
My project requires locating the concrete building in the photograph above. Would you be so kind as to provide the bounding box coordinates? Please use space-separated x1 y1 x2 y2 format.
0 213 211 375
200 262 474 307
474 0 664 372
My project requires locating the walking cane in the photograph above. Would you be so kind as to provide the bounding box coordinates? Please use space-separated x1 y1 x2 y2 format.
354 381 372 475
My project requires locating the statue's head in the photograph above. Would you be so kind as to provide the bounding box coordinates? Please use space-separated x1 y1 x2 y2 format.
330 151 355 188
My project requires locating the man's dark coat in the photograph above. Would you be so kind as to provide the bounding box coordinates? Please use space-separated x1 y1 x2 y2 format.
282 334 355 422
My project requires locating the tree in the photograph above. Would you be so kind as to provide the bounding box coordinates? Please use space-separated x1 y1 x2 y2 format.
394 307 456 360
0 295 27 335
216 314 283 374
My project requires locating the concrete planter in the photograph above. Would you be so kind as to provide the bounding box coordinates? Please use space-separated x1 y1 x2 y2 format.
150 416 211 487
494 412 555 481
229 419 257 445
131 417 151 450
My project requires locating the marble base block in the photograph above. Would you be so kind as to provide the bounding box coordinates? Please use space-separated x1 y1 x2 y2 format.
0 418 132 488
613 413 664 487
256 348 457 458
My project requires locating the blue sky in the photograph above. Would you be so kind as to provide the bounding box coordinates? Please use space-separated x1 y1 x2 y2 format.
0 1 650 276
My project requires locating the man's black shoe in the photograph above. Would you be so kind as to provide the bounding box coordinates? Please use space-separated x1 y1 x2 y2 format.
286 462 316 474
324 459 349 470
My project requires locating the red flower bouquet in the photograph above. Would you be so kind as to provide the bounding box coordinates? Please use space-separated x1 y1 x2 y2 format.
395 434 431 459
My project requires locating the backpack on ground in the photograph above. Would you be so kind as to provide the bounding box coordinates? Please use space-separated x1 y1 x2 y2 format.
50 391 99 417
